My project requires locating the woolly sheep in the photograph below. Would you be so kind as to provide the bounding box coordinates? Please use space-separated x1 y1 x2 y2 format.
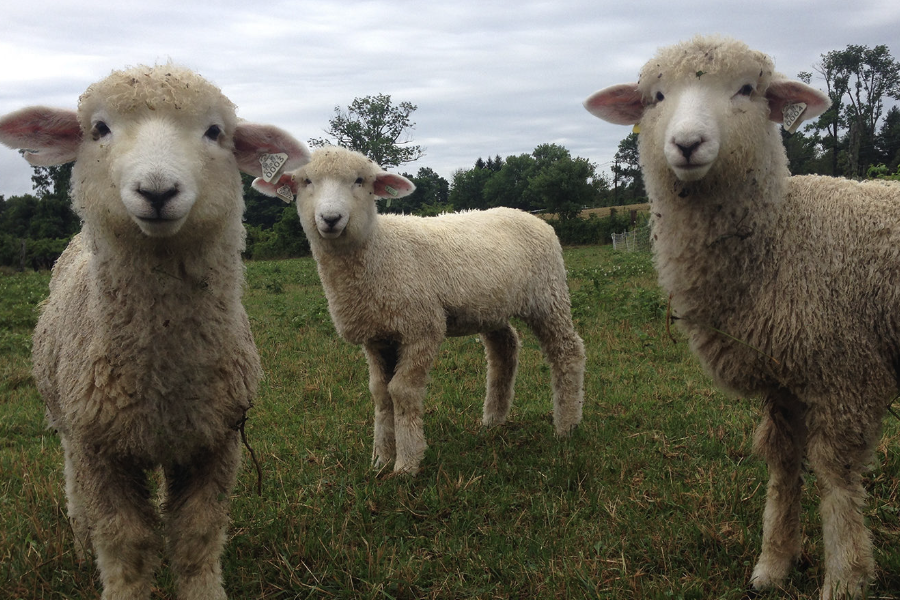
585 35 900 599
0 64 310 600
253 147 585 475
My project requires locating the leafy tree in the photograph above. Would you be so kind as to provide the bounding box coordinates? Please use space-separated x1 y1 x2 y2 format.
612 133 644 202
449 161 494 211
242 173 289 229
382 167 450 215
309 94 425 168
482 153 537 211
528 154 599 220
876 105 900 171
807 44 900 177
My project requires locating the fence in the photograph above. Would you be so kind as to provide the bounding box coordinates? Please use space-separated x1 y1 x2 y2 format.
611 225 651 252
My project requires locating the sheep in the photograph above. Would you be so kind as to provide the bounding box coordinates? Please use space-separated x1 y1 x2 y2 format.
584 35 900 599
0 64 310 600
252 146 585 475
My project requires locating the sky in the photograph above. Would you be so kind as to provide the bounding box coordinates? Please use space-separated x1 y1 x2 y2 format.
1 0 899 199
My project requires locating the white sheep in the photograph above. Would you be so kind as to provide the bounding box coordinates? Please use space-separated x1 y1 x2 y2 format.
585 35 900 599
253 147 585 475
0 64 310 600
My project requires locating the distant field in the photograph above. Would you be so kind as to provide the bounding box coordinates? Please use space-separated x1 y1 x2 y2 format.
1 246 898 599
539 202 651 220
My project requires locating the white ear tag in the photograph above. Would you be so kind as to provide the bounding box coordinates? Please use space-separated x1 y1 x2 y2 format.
782 102 807 134
259 153 289 183
275 184 294 204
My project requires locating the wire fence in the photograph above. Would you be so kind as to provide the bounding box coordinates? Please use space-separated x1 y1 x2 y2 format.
611 225 651 252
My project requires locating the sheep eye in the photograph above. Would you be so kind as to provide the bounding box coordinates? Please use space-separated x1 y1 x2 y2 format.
738 84 754 96
204 124 222 141
655 91 665 102
91 121 111 141
355 177 364 185
303 178 312 186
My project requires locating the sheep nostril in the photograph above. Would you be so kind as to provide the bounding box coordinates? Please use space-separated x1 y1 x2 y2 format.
137 187 179 213
322 215 342 229
677 141 701 160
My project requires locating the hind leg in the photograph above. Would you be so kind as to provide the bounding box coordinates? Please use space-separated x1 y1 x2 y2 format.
364 341 399 469
480 323 520 427
526 314 585 435
750 391 807 591
808 403 880 600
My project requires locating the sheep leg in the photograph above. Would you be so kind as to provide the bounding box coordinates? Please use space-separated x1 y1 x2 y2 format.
72 450 161 600
807 406 879 600
162 436 240 600
61 435 94 561
364 340 400 469
526 314 585 435
750 392 807 591
388 340 439 475
480 323 520 427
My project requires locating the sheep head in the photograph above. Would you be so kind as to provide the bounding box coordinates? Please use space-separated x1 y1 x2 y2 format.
584 36 830 185
0 64 310 239
253 147 414 248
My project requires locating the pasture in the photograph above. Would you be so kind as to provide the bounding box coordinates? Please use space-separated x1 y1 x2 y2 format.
1 245 899 599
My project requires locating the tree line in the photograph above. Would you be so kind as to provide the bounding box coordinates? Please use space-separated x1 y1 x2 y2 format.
2 43 898 268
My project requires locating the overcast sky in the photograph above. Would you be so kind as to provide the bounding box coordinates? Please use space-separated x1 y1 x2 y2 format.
1 0 899 198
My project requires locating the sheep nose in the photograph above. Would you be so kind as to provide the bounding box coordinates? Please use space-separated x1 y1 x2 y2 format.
137 187 179 213
322 214 342 229
676 141 702 160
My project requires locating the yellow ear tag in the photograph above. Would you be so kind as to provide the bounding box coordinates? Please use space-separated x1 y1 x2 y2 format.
632 124 641 134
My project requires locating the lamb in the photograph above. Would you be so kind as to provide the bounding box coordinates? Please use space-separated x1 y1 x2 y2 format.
252 147 585 475
0 64 309 600
584 35 900 599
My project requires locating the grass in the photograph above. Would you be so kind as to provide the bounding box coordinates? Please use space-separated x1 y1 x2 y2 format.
1 246 899 599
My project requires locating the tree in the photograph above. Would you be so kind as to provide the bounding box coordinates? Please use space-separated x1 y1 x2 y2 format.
808 45 900 177
612 133 644 202
449 165 493 211
876 105 900 171
528 154 600 220
309 94 425 168
382 167 450 215
482 153 537 211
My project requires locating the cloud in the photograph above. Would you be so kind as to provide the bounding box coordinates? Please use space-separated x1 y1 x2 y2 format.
2 0 899 198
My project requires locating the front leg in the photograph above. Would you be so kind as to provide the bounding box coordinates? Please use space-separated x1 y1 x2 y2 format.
364 340 400 469
750 391 807 592
387 339 440 475
163 436 241 600
71 448 162 600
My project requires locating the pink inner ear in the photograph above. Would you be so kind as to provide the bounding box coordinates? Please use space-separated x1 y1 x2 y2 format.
374 173 415 199
233 123 311 177
584 84 644 125
0 106 81 165
765 79 831 124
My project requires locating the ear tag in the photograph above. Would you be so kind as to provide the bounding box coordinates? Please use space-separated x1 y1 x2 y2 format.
632 124 641 134
259 152 289 183
782 102 807 134
275 184 294 204
384 185 399 197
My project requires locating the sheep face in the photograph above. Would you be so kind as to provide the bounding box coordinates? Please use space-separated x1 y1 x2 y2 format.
584 36 830 185
0 64 310 240
252 147 414 250
79 105 233 237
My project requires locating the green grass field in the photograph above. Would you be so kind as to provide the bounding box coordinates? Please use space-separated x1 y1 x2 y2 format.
1 246 898 599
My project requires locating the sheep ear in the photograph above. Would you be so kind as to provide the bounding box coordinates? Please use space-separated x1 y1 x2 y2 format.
0 106 81 166
373 173 415 199
251 173 298 204
584 84 644 125
233 123 311 178
765 79 831 127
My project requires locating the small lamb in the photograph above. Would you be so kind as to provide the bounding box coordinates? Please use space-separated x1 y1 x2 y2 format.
0 64 309 600
585 35 900 599
254 147 586 475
